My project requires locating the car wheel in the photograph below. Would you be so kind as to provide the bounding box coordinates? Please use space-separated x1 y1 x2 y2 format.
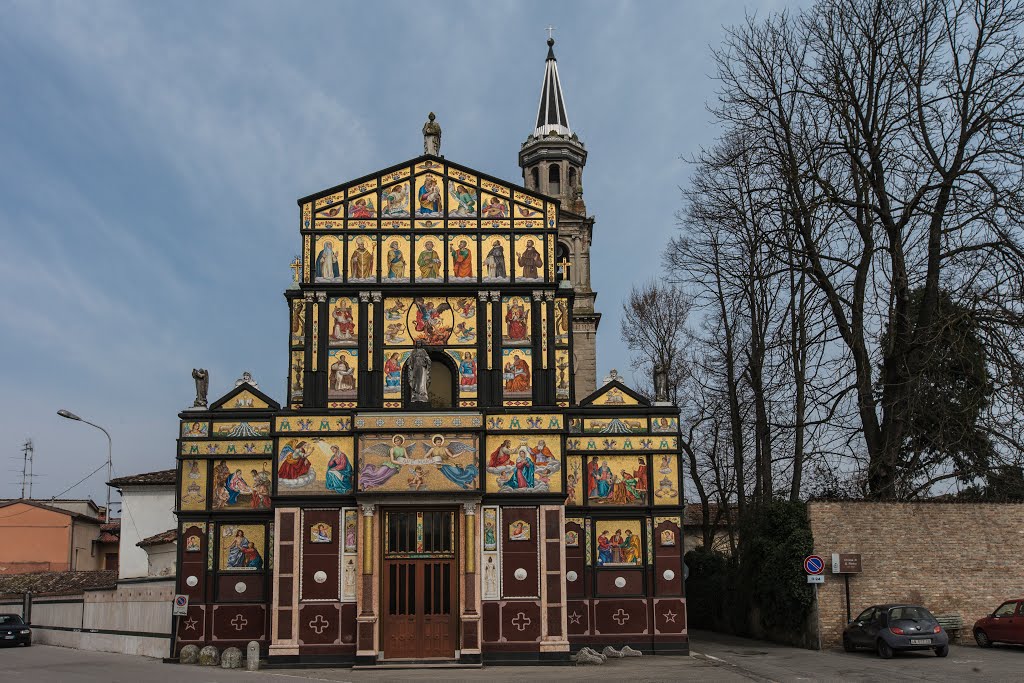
877 639 893 659
934 645 948 657
843 634 855 653
975 629 992 648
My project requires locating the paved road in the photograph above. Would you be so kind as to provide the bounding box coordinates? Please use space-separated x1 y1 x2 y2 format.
0 644 743 682
690 629 1024 682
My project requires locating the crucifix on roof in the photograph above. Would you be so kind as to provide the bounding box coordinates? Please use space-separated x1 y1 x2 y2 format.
546 25 556 41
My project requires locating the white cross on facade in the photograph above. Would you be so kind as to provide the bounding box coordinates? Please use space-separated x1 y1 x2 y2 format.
230 614 248 631
309 614 330 635
612 608 630 626
512 611 531 631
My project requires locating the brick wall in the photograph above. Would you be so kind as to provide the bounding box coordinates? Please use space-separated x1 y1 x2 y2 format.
808 501 1024 648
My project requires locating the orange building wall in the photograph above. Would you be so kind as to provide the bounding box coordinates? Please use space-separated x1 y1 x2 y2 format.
0 503 73 574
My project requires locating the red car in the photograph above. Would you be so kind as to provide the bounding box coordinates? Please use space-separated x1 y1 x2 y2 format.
974 599 1024 647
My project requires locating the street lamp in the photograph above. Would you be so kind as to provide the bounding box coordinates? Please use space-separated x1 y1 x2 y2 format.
57 409 114 523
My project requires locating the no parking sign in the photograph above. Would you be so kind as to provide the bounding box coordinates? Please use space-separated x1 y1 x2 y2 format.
172 594 189 616
804 555 825 575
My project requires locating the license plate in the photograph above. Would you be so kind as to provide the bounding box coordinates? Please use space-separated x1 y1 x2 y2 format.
3 635 13 639
910 638 931 645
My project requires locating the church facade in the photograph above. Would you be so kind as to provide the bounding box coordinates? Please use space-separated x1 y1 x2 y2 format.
172 40 687 666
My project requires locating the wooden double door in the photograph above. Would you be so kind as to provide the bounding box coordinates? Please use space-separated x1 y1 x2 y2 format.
382 509 457 660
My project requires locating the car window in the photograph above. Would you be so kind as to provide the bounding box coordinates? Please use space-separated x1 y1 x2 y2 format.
889 607 934 621
0 615 23 625
854 608 875 623
994 602 1017 617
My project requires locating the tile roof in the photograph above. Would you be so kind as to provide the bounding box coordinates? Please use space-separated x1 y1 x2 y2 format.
137 529 177 547
100 519 121 532
107 469 176 487
0 571 117 597
0 499 104 524
96 532 120 544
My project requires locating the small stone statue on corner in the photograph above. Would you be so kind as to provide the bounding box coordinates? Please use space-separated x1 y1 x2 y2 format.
408 342 431 404
653 362 670 403
192 368 209 408
423 112 442 155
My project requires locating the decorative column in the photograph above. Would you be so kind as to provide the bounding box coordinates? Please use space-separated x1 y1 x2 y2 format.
460 502 482 659
356 503 377 660
269 508 300 656
539 504 569 652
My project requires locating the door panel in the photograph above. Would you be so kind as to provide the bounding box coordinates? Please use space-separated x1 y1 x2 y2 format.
382 510 457 660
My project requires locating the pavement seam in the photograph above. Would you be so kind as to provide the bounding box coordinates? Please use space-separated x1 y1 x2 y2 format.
691 651 778 683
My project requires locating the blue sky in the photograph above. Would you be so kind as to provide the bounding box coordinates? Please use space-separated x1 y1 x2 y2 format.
0 1 792 506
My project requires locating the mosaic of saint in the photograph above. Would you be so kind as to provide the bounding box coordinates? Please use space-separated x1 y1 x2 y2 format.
357 433 479 492
502 349 532 399
595 520 644 566
448 235 476 282
329 297 358 347
347 236 376 283
585 455 649 506
485 436 562 493
327 349 358 400
502 296 530 346
219 524 265 571
415 236 443 282
277 437 355 496
482 236 510 282
383 236 410 282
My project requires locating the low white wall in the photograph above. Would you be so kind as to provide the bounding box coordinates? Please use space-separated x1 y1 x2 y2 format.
0 578 174 658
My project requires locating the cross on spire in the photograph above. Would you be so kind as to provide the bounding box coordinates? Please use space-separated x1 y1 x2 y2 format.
546 25 556 41
289 256 303 283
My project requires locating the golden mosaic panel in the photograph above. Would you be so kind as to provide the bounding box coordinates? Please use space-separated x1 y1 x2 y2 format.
180 440 274 456
652 454 681 505
219 523 266 571
480 178 510 197
448 167 477 185
357 433 479 492
290 350 304 399
484 435 562 494
514 234 545 282
501 348 533 400
414 159 442 174
328 296 358 347
351 179 378 195
314 190 345 210
583 417 647 434
447 180 478 218
381 166 411 183
480 193 510 219
382 350 411 401
447 349 478 399
352 413 483 429
590 387 640 406
380 181 411 218
448 218 478 231
555 349 570 401
414 173 445 218
652 416 680 433
276 436 355 496
315 218 343 230
275 415 353 433
212 421 271 438
302 202 312 230
565 435 678 452
347 234 377 283
210 459 272 510
501 295 531 347
584 454 651 506
383 235 411 283
595 520 644 566
181 421 209 438
414 235 444 283
513 203 544 220
484 414 563 431
180 459 207 510
327 349 358 401
313 236 343 283
566 458 584 506
554 298 570 345
444 234 476 282
291 299 305 345
482 234 511 282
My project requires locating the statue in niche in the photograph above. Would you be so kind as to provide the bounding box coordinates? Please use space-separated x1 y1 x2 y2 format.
343 559 356 597
408 343 431 403
422 112 442 155
192 368 209 408
654 362 670 402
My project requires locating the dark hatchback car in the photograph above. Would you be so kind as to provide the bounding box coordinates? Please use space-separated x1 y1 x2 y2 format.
973 598 1024 647
0 614 31 647
843 604 948 658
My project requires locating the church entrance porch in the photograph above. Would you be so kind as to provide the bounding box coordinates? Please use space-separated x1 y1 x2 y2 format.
381 509 458 660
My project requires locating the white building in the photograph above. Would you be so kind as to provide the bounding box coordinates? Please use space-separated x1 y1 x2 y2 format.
107 469 176 579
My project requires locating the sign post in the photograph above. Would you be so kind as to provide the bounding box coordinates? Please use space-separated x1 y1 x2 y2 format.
804 555 825 650
172 594 189 616
831 553 862 623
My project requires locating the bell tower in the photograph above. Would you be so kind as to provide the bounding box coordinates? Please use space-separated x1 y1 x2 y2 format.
519 36 600 398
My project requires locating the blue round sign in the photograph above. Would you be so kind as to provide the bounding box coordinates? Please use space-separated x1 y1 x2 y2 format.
804 555 825 575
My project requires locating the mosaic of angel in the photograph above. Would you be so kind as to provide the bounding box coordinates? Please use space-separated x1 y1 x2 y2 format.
381 183 410 217
358 435 478 491
410 297 452 345
448 183 477 217
348 196 376 218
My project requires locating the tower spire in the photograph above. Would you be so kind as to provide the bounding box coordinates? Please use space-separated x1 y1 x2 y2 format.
532 36 571 138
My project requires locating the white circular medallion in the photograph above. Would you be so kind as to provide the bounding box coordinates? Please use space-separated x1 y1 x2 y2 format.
185 575 198 587
614 576 626 588
234 581 246 594
566 571 578 582
514 568 528 581
663 569 676 581
314 571 328 584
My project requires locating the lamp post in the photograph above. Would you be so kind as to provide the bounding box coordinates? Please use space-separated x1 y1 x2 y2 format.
57 409 113 523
